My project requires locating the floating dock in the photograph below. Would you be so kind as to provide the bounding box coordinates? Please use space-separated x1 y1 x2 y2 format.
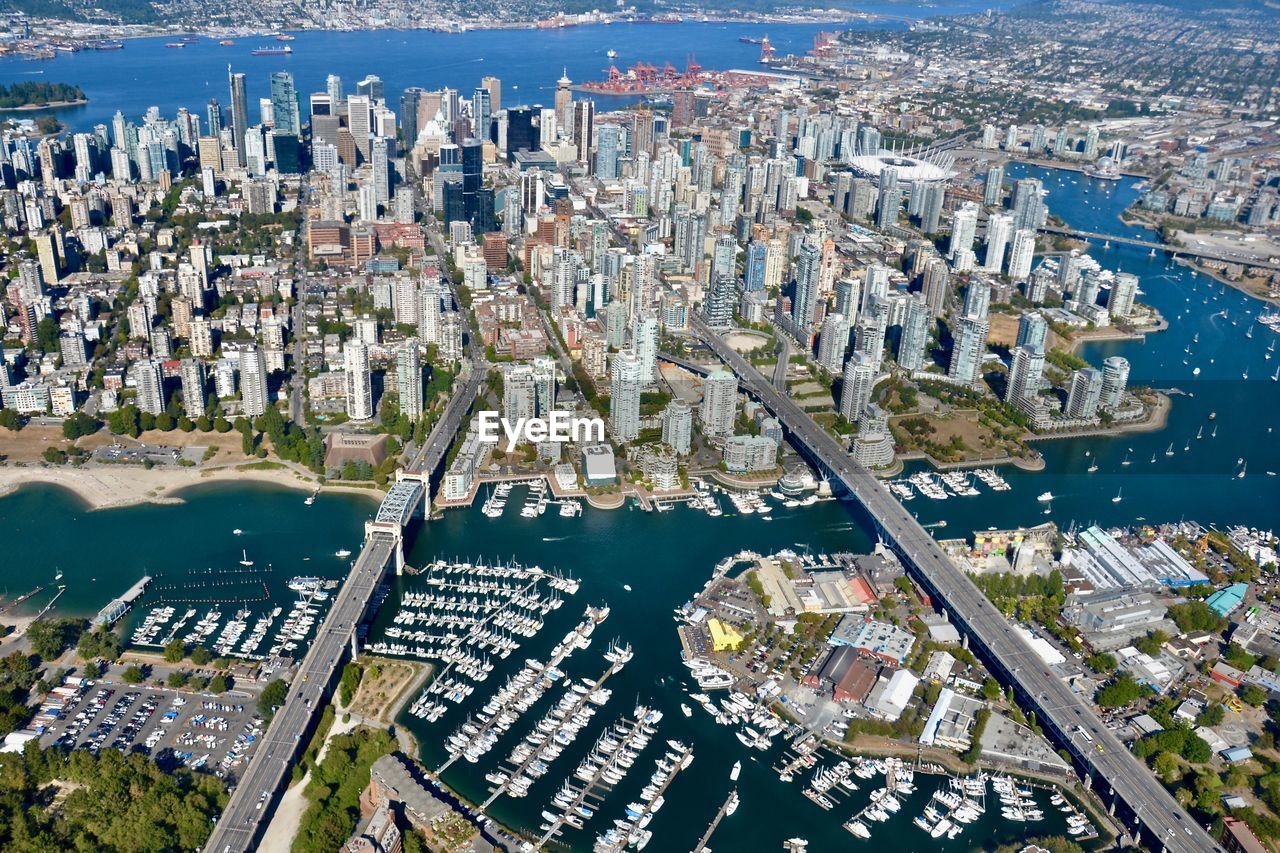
94 575 151 626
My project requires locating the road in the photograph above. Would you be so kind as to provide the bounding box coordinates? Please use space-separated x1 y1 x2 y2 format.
203 534 396 853
690 315 1219 853
1038 225 1280 272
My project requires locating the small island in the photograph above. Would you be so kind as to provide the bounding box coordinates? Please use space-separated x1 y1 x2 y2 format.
0 82 87 110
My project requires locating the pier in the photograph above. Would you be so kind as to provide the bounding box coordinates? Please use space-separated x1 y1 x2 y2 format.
94 575 151 626
536 705 655 848
0 585 45 614
480 656 623 807
692 788 738 853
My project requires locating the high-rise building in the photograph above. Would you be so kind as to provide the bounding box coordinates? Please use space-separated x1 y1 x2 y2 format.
662 400 693 455
791 240 821 333
554 70 573 140
948 316 989 386
594 124 620 179
401 87 426 151
963 280 991 321
609 349 643 442
228 69 249 167
1011 178 1046 232
1016 312 1049 354
572 100 594 164
876 167 900 229
240 345 268 418
1100 356 1130 411
921 258 949 318
839 352 876 423
897 297 930 371
481 75 501 115
344 340 373 421
1066 367 1103 419
1005 345 1044 406
503 363 537 425
702 273 735 331
983 164 1004 206
633 313 658 381
347 94 372 161
180 358 206 418
269 71 300 137
134 359 165 415
532 355 557 417
700 369 738 438
356 74 384 101
948 202 978 260
817 312 849 373
1007 229 1036 281
396 341 422 420
461 138 486 228
1108 272 1138 318
984 213 1013 273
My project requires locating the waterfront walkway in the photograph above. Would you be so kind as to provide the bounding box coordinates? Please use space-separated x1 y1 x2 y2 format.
689 315 1217 853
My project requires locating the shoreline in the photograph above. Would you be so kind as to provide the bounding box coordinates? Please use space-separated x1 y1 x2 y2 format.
0 98 87 111
0 461 384 510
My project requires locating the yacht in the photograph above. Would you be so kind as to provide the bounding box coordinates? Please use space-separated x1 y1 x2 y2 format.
1036 491 1053 502
730 760 741 781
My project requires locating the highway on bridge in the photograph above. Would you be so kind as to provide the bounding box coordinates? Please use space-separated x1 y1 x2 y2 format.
1038 224 1280 272
204 534 395 853
689 316 1219 853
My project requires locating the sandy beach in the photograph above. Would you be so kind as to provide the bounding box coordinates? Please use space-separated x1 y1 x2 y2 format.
0 461 384 511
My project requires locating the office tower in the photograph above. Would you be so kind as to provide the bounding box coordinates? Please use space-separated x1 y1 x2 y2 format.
554 70 573 139
325 74 343 110
700 369 738 438
180 358 206 418
470 86 491 144
817 313 849 373
269 72 300 136
1016 312 1049 354
461 137 485 228
344 340 373 420
506 107 537 161
1100 356 1130 411
1066 368 1103 419
948 202 978 260
594 124 620 179
401 87 426 150
792 240 821 333
347 94 371 161
134 359 164 415
898 297 930 371
948 316 989 385
228 69 248 167
1007 229 1036 281
481 75 501 115
1108 272 1138 318
921 258 950 318
1011 178 1046 232
983 164 1004 206
395 341 422 421
206 98 223 136
609 350 643 442
662 400 693 455
573 100 594 164
240 345 268 418
368 136 390 206
876 167 900 229
984 213 1013 273
1005 345 1045 405
839 352 876 423
356 74 384 101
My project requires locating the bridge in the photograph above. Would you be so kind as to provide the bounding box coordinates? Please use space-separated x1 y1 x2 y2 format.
1038 224 1280 272
205 352 487 853
687 315 1218 853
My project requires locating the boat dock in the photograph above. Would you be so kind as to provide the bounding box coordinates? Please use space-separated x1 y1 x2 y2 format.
594 742 694 852
481 656 624 807
94 575 151 626
692 787 738 853
0 585 45 614
33 586 66 620
536 705 657 848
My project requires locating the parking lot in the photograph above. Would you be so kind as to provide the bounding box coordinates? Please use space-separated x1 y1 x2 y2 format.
37 678 264 779
91 442 205 466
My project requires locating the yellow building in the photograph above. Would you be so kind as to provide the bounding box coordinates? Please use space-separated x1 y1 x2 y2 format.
707 619 744 652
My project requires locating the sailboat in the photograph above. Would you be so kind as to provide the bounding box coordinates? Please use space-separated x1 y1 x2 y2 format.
1164 443 1174 456
1196 426 1203 440
1112 488 1123 503
54 568 63 581
1121 449 1132 466
1150 453 1157 464
239 549 254 567
1273 365 1279 382
1087 460 1099 473
1238 461 1247 480
1212 424 1218 437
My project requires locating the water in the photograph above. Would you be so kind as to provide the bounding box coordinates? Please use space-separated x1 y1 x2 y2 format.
0 482 371 626
900 163 1280 535
0 4 1014 133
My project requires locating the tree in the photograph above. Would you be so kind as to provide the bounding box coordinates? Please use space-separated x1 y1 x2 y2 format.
1153 750 1182 782
1241 684 1267 707
163 639 185 663
122 665 145 684
190 646 211 666
982 677 1001 701
26 618 84 660
208 674 229 693
77 626 121 661
1087 652 1116 673
1095 673 1148 708
1182 733 1212 764
82 660 101 679
258 678 288 722
61 412 101 440
0 408 26 431
167 671 189 688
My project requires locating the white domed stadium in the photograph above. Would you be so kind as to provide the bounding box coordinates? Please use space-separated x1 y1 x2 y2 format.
847 149 956 183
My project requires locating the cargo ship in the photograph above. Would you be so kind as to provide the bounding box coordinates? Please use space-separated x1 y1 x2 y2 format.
251 45 292 55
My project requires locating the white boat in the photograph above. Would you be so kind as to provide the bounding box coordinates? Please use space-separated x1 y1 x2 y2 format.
335 549 352 558
730 760 741 781
1112 488 1122 503
239 549 254 567
1036 491 1053 502
725 790 739 816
